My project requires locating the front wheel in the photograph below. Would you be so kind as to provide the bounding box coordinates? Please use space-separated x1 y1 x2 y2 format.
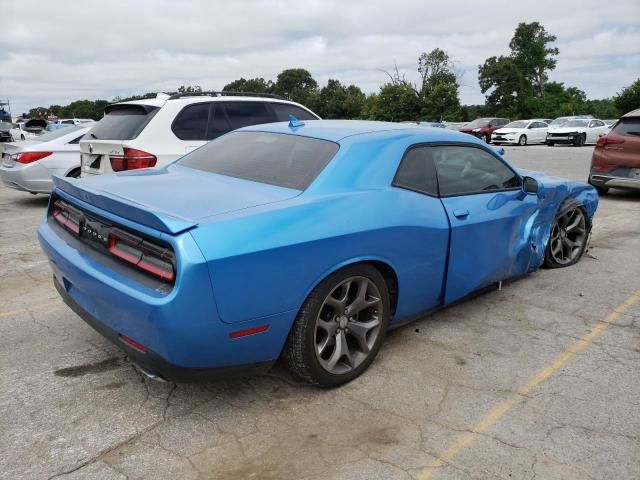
544 205 589 268
484 133 491 144
518 135 527 146
574 134 586 147
283 264 390 387
546 140 554 146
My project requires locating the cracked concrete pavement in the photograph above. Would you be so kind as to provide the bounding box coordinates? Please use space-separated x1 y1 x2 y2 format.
0 145 638 479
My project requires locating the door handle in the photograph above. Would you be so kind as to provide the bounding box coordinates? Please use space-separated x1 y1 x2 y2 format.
453 209 470 219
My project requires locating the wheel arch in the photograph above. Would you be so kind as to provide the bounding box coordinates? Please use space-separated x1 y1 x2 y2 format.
300 256 400 317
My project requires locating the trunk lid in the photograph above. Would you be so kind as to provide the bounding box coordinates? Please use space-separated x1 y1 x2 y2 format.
53 164 301 234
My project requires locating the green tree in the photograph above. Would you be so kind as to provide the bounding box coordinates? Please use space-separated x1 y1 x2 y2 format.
360 93 380 120
316 79 365 119
273 68 318 107
479 22 559 117
613 79 640 115
177 85 202 94
417 48 461 120
376 81 420 122
222 77 274 93
584 98 620 119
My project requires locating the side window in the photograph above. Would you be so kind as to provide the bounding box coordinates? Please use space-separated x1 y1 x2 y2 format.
270 103 317 121
207 104 231 140
594 120 604 127
225 102 275 129
67 134 85 145
433 146 521 196
393 146 438 196
172 103 210 140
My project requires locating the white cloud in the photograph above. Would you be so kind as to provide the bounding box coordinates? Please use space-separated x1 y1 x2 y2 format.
1 0 638 115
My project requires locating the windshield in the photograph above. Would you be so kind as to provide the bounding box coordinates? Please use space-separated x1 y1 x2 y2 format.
467 118 491 127
32 125 84 142
504 121 528 129
178 131 339 190
561 120 589 128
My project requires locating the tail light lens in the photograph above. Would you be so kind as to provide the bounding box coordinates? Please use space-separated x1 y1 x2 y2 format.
12 151 52 164
51 200 81 234
107 228 175 282
591 165 611 172
595 135 625 148
110 148 157 172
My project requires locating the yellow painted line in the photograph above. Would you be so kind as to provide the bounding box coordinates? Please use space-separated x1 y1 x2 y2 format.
0 299 62 319
418 288 640 480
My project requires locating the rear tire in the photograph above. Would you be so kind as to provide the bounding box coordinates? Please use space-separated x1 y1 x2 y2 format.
282 264 390 387
518 135 527 146
20 135 25 140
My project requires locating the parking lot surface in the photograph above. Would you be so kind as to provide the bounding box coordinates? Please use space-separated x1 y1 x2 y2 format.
1 144 639 480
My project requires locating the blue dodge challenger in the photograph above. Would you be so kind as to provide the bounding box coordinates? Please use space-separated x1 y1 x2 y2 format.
38 120 598 387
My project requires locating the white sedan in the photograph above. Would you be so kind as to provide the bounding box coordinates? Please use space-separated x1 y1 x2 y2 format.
546 118 609 146
491 120 549 146
10 119 47 141
0 126 89 194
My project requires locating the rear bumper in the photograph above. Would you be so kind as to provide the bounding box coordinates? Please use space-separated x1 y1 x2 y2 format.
589 172 640 191
53 276 273 382
0 162 56 193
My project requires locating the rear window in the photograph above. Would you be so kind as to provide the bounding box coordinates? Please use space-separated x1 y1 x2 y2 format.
270 103 317 121
612 118 640 137
178 131 339 190
87 104 159 140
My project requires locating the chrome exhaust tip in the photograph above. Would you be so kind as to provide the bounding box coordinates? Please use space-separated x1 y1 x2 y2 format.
133 363 167 382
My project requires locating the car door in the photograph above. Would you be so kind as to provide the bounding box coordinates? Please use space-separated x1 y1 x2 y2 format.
433 145 541 304
529 122 545 143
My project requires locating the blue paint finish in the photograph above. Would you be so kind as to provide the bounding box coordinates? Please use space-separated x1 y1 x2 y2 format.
38 120 599 371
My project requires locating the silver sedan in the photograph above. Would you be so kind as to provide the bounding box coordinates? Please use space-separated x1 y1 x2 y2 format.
0 126 90 194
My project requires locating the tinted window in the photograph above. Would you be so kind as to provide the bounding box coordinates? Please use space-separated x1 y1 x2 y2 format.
612 118 640 137
225 102 274 129
270 103 317 121
207 104 231 140
178 131 339 190
433 146 521 196
505 121 528 128
393 147 438 196
172 103 210 141
88 105 159 140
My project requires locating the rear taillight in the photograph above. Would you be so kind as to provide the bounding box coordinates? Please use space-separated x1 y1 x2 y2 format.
110 148 157 172
107 228 175 282
51 200 81 234
12 151 52 164
595 135 625 148
591 165 611 172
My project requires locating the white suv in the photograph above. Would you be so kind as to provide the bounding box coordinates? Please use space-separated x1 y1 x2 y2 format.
80 92 320 176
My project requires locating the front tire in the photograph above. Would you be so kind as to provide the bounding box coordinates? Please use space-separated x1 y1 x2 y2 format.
518 135 527 146
283 264 390 387
544 204 589 268
574 134 586 147
547 140 554 146
484 133 491 144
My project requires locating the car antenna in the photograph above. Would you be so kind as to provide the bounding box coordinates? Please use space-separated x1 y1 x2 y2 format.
288 115 305 129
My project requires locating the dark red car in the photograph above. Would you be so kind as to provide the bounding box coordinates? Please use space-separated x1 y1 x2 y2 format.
589 109 640 195
459 118 510 143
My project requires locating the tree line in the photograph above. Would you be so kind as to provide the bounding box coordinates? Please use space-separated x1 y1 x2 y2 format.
24 22 639 122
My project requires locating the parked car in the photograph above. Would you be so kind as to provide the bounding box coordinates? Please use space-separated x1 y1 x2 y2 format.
588 109 640 195
547 115 593 130
492 119 549 146
0 121 12 142
546 118 609 146
459 118 510 143
602 119 618 127
418 121 446 128
10 119 47 141
39 120 597 386
45 123 75 132
0 126 89 194
80 92 320 177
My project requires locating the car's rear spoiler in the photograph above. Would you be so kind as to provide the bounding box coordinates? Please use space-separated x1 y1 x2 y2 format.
52 176 198 235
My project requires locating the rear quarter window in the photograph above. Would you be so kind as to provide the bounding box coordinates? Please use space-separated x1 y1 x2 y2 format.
88 105 159 140
270 103 317 121
612 118 640 137
178 131 339 190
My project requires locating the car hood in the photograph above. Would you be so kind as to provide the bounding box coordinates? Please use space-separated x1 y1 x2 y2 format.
53 164 301 234
548 127 587 134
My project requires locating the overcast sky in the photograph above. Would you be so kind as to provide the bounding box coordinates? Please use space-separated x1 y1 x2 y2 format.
1 0 639 116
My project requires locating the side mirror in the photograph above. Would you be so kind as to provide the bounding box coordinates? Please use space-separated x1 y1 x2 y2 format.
523 176 540 195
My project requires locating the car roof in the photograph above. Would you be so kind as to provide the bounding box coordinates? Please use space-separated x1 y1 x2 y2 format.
622 108 640 118
238 119 475 143
115 95 307 108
